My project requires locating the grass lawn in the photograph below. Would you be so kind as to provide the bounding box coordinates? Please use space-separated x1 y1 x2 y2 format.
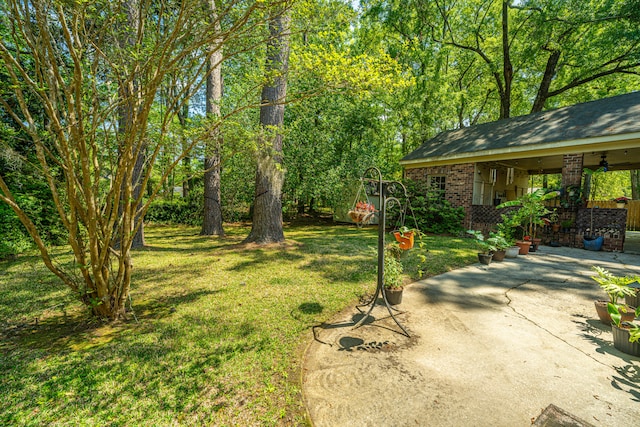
0 223 477 426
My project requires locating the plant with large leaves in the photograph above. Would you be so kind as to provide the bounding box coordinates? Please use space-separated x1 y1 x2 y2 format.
497 189 558 240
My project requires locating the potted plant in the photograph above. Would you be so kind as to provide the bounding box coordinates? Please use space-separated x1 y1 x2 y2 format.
497 189 559 254
590 266 638 325
496 218 519 258
487 231 510 261
349 201 376 224
583 205 604 251
613 196 629 209
607 303 640 357
548 209 560 233
626 282 640 309
384 244 404 305
466 230 497 265
393 226 423 251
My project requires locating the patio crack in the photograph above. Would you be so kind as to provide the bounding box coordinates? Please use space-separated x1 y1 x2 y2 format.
504 280 611 369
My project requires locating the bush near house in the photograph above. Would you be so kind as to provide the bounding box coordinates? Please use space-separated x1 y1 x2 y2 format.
394 179 465 235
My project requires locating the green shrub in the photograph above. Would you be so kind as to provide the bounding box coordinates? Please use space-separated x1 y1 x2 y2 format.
0 175 67 258
394 179 465 235
145 199 203 226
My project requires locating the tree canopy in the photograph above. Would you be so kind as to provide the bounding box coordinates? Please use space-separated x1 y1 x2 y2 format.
1 0 638 317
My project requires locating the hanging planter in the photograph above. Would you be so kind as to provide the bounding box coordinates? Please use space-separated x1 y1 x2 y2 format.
348 201 376 225
393 230 415 250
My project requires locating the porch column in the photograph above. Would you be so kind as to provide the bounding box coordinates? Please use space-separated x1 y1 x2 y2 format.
561 154 583 188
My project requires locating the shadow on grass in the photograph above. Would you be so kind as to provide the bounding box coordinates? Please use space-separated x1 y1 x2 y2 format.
0 287 272 425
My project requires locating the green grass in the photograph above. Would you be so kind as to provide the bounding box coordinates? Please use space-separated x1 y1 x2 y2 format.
0 223 477 426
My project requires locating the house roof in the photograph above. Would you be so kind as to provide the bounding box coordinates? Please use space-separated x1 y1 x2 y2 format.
401 92 640 170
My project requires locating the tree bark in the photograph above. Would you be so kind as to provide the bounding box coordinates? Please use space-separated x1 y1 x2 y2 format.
201 0 225 236
500 0 513 119
531 50 561 113
122 0 145 249
244 7 290 244
632 170 640 200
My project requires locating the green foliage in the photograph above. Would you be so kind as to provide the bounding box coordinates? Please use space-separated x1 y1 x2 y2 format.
487 231 511 251
145 199 203 226
591 266 639 304
384 244 404 289
607 303 640 343
497 189 558 239
466 230 497 254
0 168 67 258
399 180 465 235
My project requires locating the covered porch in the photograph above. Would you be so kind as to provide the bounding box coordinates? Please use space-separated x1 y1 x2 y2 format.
401 92 640 252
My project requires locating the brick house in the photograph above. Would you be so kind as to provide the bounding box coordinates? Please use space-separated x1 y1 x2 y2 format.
400 92 640 251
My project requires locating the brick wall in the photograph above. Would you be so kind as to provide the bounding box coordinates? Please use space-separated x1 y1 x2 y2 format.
470 205 519 234
562 154 583 188
405 163 475 227
575 207 627 252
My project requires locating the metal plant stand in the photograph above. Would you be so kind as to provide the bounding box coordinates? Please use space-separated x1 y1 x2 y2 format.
353 167 410 337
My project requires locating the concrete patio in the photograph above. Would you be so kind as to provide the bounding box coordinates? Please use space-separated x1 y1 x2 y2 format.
302 245 640 426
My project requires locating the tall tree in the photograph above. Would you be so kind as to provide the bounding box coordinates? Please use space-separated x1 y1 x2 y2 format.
364 0 640 125
245 5 291 244
631 170 640 200
0 0 269 319
201 0 225 236
119 0 146 248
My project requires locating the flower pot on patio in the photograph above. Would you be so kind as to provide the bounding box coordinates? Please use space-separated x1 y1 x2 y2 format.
505 246 520 258
625 288 640 309
584 236 604 251
516 240 532 255
477 253 493 265
384 287 403 305
594 301 636 325
491 250 506 262
612 325 640 357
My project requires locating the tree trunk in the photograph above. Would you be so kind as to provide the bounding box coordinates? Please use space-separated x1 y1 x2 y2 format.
201 0 225 236
122 0 145 249
500 0 513 119
583 174 592 202
244 7 290 244
531 50 561 113
632 170 640 200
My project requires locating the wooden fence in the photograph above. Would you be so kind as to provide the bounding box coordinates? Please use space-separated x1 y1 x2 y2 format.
586 200 640 231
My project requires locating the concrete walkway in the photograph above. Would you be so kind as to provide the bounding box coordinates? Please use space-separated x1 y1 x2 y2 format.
302 246 640 426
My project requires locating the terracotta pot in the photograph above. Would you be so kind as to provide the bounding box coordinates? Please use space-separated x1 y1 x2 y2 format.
594 301 636 325
393 231 414 250
384 287 403 305
612 325 640 357
492 250 506 262
515 240 532 255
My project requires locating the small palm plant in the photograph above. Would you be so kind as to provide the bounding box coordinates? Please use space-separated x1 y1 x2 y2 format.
590 266 638 305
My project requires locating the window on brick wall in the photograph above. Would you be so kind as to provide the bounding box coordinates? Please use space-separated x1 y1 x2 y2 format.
429 175 446 200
